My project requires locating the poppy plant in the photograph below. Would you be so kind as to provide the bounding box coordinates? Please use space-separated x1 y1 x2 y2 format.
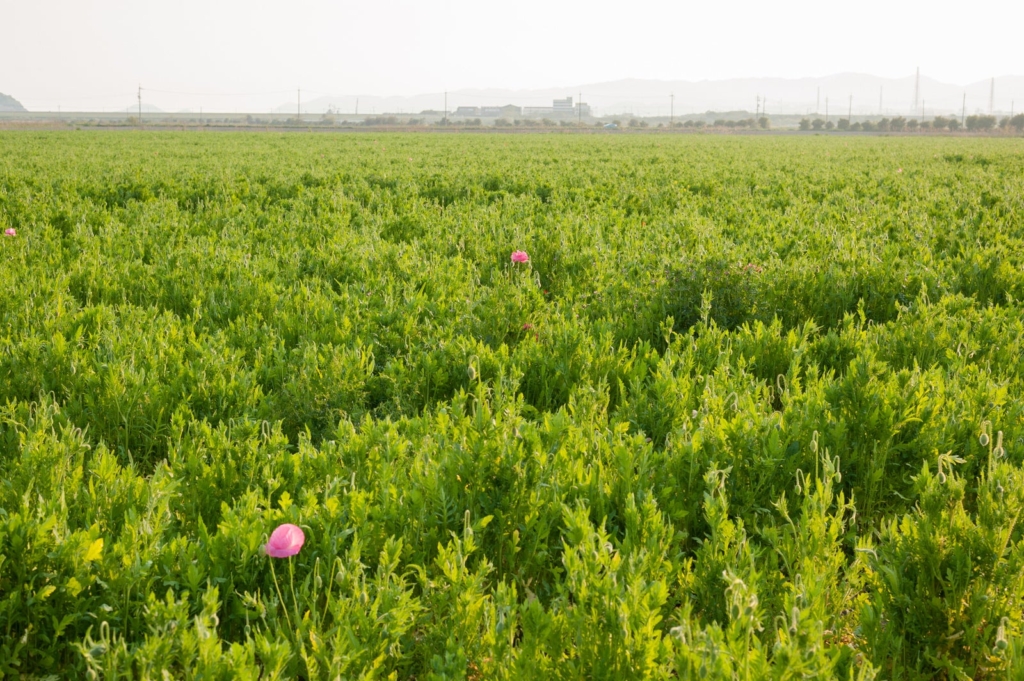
264 523 305 558
4 228 15 237
510 250 530 264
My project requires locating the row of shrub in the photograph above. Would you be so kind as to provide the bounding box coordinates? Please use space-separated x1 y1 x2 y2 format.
801 113 1024 132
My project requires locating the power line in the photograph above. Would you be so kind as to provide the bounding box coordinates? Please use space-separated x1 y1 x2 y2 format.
22 92 137 102
141 87 296 97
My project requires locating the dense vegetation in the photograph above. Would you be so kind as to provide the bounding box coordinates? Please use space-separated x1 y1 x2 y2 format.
2 131 1023 679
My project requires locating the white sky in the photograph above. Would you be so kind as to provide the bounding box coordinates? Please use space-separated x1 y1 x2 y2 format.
3 0 1022 112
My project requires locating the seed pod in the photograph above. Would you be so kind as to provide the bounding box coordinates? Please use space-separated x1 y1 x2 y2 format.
995 617 1009 652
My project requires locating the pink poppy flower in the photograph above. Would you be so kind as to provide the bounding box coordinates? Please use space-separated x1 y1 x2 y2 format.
522 323 534 330
264 523 305 558
3 228 15 237
511 250 530 264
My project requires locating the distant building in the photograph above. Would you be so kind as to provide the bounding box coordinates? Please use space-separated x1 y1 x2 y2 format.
447 99 585 119
524 97 591 118
480 105 522 117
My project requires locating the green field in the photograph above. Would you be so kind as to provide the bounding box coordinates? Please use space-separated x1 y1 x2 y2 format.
2 131 1024 679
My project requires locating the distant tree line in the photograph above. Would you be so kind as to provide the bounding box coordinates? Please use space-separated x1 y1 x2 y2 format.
659 117 770 130
362 116 402 126
799 113 1024 133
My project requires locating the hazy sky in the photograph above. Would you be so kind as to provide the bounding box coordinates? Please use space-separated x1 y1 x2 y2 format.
4 0 1022 111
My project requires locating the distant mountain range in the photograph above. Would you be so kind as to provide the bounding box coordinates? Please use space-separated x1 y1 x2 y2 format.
276 74 1024 118
6 74 1022 117
0 93 26 112
123 103 165 113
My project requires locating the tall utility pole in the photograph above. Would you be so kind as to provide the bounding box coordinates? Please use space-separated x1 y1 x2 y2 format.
137 84 142 125
755 95 760 118
989 77 995 114
913 67 920 115
816 87 820 115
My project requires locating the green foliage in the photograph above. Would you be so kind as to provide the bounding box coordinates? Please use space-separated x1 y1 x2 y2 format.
966 115 998 132
1 131 1024 678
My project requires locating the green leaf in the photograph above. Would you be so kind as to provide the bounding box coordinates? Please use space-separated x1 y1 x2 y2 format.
84 538 104 563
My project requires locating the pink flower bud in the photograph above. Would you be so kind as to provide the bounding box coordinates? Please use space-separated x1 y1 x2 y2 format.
264 523 305 558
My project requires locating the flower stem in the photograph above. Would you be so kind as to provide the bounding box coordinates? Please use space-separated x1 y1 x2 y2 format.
288 557 300 626
269 558 294 633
